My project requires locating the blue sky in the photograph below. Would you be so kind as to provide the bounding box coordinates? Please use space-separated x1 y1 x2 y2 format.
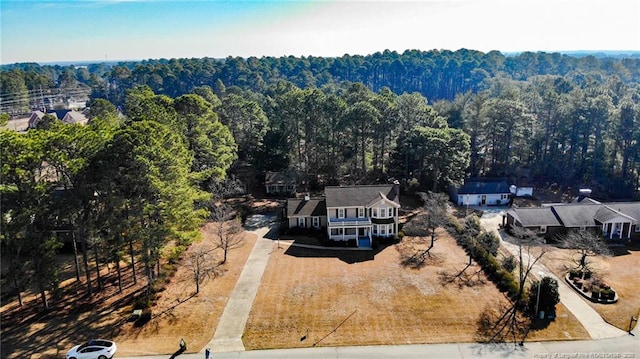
1 0 639 64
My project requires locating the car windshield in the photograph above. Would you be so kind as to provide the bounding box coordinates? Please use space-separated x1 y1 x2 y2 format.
77 340 112 351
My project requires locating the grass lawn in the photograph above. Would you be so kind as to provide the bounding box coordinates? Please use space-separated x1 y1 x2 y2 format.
539 244 640 332
243 231 589 349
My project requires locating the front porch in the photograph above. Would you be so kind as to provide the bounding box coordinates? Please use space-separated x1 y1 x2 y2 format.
602 221 633 239
327 217 372 247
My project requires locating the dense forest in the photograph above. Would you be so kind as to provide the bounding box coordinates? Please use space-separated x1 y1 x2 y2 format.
3 49 639 196
2 49 640 307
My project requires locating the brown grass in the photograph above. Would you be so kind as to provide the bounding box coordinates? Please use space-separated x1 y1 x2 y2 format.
112 223 257 356
242 231 589 350
539 244 640 331
1 216 598 359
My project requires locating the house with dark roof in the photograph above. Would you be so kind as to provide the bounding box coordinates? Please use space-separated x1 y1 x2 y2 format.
265 171 298 195
286 183 401 248
505 198 640 241
451 178 512 206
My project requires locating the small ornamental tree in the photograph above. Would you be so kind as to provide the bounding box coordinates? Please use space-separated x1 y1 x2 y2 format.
527 277 560 319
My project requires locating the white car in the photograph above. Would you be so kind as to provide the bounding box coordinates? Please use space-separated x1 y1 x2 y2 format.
66 339 117 359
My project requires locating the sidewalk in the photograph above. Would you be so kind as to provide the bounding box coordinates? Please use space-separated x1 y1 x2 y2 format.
479 211 627 339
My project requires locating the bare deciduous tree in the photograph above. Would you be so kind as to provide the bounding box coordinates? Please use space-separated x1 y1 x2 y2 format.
558 229 610 273
209 177 246 264
480 225 550 346
401 192 448 267
210 214 244 264
186 247 222 294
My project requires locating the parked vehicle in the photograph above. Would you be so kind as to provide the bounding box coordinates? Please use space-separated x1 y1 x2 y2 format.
66 339 117 359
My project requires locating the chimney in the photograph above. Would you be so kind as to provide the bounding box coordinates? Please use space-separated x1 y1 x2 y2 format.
577 188 592 202
579 188 592 197
389 180 400 201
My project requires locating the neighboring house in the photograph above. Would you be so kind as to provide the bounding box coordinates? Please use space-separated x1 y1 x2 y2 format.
27 110 50 129
61 110 89 125
28 109 87 128
505 198 640 241
451 178 512 206
265 171 298 195
286 183 401 248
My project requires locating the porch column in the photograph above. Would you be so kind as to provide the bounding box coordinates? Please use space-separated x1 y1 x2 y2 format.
628 222 632 239
609 223 613 239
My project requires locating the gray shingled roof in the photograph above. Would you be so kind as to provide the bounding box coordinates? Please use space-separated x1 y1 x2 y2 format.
508 207 562 227
595 203 640 223
287 198 326 217
458 180 510 195
551 204 601 227
325 185 399 208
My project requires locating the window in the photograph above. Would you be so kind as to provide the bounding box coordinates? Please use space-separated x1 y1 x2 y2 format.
373 208 378 218
297 218 305 227
380 208 386 217
381 226 386 235
539 225 547 234
373 225 378 235
338 208 345 218
312 217 319 228
388 225 394 235
358 207 364 218
635 225 640 233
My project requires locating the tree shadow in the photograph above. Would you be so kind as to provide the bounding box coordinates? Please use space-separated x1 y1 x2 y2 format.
438 263 486 288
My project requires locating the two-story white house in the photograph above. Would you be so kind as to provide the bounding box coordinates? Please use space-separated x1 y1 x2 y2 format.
287 183 400 248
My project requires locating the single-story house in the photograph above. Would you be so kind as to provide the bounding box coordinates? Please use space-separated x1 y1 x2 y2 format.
451 178 512 206
287 183 401 248
505 198 640 241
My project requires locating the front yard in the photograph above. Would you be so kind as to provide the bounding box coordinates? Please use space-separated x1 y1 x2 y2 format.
243 231 589 349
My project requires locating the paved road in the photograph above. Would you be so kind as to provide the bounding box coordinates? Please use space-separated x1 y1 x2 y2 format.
118 333 639 359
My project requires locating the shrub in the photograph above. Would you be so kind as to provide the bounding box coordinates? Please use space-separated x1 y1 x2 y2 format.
477 231 500 256
600 288 615 300
501 255 517 273
591 289 600 300
570 269 583 278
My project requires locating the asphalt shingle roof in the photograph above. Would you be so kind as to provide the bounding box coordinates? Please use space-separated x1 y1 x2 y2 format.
458 180 511 195
509 207 562 227
324 185 399 208
549 204 601 227
287 198 326 217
